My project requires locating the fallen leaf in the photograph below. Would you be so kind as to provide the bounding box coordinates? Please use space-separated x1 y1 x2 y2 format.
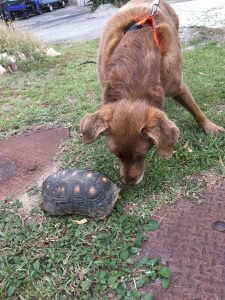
75 218 87 225
183 141 193 153
183 141 189 149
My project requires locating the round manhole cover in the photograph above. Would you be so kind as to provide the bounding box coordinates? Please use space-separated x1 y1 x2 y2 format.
212 220 225 233
0 156 17 182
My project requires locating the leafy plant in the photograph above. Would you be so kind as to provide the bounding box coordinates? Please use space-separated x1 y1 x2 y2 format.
87 0 128 11
0 200 167 299
0 20 45 68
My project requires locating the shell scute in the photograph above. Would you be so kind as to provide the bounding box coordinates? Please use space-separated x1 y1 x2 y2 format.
42 169 120 220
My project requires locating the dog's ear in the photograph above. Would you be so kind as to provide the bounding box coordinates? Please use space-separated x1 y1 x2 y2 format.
143 108 179 159
155 24 173 54
80 105 113 144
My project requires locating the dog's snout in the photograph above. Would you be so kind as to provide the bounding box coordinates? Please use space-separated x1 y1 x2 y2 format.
126 181 136 187
121 176 138 187
121 170 144 186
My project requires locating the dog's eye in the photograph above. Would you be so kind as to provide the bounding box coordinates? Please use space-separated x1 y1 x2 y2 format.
141 128 148 138
117 154 124 160
116 152 128 161
136 154 145 160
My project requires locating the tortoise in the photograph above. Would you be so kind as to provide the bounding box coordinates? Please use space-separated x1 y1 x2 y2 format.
42 169 120 220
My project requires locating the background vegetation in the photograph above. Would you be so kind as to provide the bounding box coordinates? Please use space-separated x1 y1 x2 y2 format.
0 21 44 67
87 0 128 11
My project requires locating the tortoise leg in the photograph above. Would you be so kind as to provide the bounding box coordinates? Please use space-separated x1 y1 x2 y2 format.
173 84 225 135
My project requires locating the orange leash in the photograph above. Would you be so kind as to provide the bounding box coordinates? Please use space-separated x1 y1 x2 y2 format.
127 15 160 49
136 15 160 49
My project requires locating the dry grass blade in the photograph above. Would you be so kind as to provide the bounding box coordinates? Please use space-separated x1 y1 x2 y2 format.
0 21 44 60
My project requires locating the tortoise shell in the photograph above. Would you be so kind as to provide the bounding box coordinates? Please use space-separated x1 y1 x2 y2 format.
42 170 120 220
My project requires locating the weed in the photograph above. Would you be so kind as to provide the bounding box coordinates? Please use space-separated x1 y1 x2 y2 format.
0 21 45 68
87 0 128 11
26 186 40 197
0 201 166 299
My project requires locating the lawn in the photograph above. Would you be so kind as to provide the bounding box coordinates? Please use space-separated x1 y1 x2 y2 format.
0 40 224 299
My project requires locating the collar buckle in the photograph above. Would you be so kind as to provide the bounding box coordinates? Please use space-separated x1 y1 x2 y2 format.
151 0 160 15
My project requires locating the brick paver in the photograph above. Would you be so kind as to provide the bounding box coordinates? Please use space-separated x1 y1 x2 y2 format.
140 180 225 300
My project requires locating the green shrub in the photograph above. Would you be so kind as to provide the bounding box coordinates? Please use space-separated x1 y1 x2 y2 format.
87 0 128 11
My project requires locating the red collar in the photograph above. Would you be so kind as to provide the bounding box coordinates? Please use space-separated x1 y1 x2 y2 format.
127 15 160 49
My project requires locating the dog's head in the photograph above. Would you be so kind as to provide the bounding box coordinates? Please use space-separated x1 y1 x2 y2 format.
80 100 179 186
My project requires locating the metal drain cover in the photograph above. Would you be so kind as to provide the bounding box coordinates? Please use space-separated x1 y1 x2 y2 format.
0 156 17 182
212 220 225 232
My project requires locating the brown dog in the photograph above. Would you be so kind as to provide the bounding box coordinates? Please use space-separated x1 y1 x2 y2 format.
80 0 224 186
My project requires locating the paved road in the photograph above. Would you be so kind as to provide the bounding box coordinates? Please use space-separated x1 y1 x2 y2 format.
14 0 225 42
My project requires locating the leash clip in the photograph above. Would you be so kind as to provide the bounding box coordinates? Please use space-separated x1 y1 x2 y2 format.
151 0 160 15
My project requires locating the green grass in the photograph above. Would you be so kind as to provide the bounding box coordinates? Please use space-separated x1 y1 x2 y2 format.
0 40 225 299
0 201 166 299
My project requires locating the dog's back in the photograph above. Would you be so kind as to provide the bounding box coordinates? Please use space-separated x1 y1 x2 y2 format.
98 0 181 99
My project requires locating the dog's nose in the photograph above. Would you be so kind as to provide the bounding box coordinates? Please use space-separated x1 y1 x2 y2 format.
126 181 136 187
121 177 137 187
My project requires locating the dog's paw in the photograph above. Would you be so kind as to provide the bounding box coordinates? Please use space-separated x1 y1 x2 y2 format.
202 121 225 135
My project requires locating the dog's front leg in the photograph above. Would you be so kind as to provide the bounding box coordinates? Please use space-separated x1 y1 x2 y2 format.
173 83 224 135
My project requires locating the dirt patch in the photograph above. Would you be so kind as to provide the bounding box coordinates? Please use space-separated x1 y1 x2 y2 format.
139 180 225 299
217 104 225 115
179 26 225 45
0 127 70 204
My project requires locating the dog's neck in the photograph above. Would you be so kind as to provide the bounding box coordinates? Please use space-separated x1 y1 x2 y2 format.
103 25 164 109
